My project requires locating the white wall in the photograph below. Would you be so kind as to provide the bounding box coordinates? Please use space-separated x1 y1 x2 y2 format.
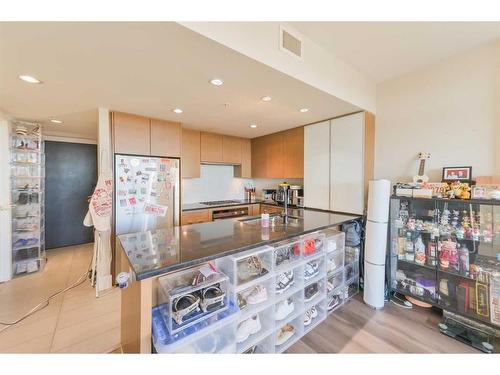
375 41 499 183
0 112 12 281
182 165 253 203
180 22 376 113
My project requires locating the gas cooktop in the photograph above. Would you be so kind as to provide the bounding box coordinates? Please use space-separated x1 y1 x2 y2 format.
199 200 242 206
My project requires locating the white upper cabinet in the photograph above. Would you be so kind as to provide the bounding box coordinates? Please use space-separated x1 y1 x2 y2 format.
330 112 365 215
304 121 330 210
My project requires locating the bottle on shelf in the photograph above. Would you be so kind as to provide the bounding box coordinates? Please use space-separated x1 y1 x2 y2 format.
458 245 470 277
427 241 437 267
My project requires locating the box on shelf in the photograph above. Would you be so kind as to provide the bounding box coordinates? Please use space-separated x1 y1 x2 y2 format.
322 229 345 253
275 263 304 297
301 232 326 258
344 261 359 282
233 274 274 320
345 276 359 300
157 263 230 335
153 301 239 354
327 286 345 313
275 288 304 322
272 239 302 272
304 299 327 333
304 253 326 284
236 304 275 353
244 333 274 354
216 246 274 291
327 268 344 292
274 312 304 353
326 249 344 274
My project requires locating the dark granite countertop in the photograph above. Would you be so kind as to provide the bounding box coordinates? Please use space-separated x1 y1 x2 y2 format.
182 199 265 211
118 208 360 280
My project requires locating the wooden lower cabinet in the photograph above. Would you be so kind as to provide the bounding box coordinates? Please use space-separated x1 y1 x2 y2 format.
181 209 210 225
260 203 283 215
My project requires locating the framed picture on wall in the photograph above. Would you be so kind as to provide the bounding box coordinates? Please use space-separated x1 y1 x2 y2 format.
442 166 472 182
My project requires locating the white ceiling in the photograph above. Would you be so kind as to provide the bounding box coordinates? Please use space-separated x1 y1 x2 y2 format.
0 22 359 139
292 22 500 83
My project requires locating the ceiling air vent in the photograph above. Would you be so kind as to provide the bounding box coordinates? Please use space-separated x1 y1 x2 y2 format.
280 26 302 59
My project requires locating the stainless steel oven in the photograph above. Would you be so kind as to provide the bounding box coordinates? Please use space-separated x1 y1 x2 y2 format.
211 207 249 220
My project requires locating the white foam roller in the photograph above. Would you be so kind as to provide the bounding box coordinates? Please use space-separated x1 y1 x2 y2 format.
363 261 385 309
365 221 388 265
367 179 391 223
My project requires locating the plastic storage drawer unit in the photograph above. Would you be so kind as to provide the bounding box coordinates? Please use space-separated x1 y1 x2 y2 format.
301 232 326 258
157 263 229 335
323 229 345 253
153 302 240 354
273 239 302 272
216 246 274 290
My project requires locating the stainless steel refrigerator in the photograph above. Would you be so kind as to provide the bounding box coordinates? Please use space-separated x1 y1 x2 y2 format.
114 154 180 235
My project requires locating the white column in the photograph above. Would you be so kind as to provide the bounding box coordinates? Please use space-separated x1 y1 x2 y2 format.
0 118 12 282
98 108 112 173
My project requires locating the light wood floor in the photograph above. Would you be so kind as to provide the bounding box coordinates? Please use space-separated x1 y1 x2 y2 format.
0 243 482 354
0 243 121 353
287 296 479 353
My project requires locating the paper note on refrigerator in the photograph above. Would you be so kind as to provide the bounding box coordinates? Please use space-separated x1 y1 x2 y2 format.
144 202 168 217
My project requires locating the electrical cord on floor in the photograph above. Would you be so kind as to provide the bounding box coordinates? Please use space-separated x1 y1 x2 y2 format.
0 258 92 334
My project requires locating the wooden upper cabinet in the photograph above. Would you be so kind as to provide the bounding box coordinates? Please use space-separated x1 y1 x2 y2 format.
181 128 201 178
112 111 150 155
251 136 267 178
265 132 284 179
222 135 242 164
200 132 223 163
283 127 304 178
234 138 251 178
150 119 181 157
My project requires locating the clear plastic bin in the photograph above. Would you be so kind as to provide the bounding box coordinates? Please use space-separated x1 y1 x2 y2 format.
13 217 40 232
274 313 304 353
13 247 39 262
237 304 275 353
301 232 326 258
11 136 41 151
245 333 274 354
327 286 345 313
345 246 360 264
304 298 327 333
12 231 40 250
157 263 229 335
323 230 345 253
11 150 40 164
216 246 273 291
13 204 40 219
14 258 41 275
153 302 239 354
304 278 326 306
11 165 40 178
304 254 326 286
275 288 304 322
275 263 303 297
12 191 41 206
345 277 359 300
344 260 359 282
327 268 344 292
273 239 302 271
326 249 344 274
233 274 274 320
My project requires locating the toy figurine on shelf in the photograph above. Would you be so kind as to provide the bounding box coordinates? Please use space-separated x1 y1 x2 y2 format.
446 181 472 200
458 245 470 277
439 239 458 271
451 210 460 228
407 217 416 232
415 236 426 265
399 201 409 225
461 210 472 238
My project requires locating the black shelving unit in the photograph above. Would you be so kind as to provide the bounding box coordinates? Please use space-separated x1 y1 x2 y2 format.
388 195 500 349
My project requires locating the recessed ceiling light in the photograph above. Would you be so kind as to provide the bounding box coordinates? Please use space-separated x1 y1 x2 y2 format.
49 119 63 124
261 96 272 102
210 78 224 86
172 108 183 114
299 108 309 113
18 75 42 84
249 124 258 128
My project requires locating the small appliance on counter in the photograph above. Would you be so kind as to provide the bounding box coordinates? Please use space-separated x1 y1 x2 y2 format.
271 183 304 207
262 189 276 204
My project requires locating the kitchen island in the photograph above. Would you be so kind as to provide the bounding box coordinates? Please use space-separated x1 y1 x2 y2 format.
117 208 360 353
